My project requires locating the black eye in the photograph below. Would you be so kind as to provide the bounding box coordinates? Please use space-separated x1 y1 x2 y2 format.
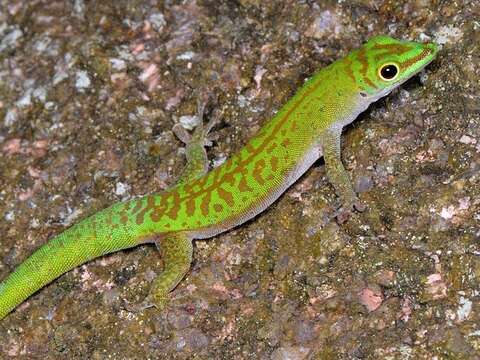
379 64 399 81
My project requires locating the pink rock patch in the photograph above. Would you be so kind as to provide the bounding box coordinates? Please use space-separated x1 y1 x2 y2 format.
359 288 383 312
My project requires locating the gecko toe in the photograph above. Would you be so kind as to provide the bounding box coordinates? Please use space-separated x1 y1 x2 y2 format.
353 200 366 212
332 197 365 223
335 208 352 224
122 297 157 314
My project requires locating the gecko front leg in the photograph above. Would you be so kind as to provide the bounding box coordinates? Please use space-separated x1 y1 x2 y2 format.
321 127 365 223
172 98 221 185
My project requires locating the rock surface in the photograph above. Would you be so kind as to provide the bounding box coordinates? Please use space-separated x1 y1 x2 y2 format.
0 0 479 358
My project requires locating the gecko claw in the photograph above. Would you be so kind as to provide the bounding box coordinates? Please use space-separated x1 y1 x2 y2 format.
353 199 366 212
122 296 158 314
173 99 222 148
172 124 192 144
332 198 365 224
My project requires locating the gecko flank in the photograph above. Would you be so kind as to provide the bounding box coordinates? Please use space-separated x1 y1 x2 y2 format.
0 36 438 320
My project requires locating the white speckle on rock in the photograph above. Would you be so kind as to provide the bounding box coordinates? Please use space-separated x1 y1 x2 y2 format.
30 218 41 228
418 33 433 42
148 13 166 32
123 18 142 31
33 36 49 52
458 197 470 211
45 101 56 110
75 70 91 89
440 205 455 220
254 66 267 89
110 58 126 71
176 337 186 351
128 106 147 121
213 154 227 168
74 0 86 17
457 296 472 322
62 208 83 226
179 115 200 130
53 53 75 85
115 45 135 62
434 25 463 45
138 63 159 83
4 108 19 127
459 135 477 144
115 182 130 196
0 27 23 52
237 94 249 108
53 70 69 85
270 345 310 360
136 106 146 116
305 10 343 39
16 89 33 108
176 51 196 61
5 211 15 221
33 86 48 103
0 23 7 36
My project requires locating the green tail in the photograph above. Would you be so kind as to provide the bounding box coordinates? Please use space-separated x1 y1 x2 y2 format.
0 203 151 320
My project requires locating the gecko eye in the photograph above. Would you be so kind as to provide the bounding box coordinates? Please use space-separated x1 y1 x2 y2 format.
378 63 399 81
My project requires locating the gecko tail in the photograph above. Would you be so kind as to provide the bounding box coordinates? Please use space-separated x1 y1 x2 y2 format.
0 203 152 320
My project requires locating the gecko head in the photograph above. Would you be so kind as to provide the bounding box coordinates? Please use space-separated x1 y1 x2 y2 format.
350 35 438 100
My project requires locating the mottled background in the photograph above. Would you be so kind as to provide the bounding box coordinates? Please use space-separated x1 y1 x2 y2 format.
0 0 479 359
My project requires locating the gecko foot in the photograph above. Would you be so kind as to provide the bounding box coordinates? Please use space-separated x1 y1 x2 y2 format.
122 297 155 313
172 96 222 148
122 295 168 314
333 198 366 224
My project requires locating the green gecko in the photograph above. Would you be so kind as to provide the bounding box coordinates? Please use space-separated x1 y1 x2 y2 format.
0 36 438 320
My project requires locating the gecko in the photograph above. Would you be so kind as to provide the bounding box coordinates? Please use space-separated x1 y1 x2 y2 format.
0 36 438 320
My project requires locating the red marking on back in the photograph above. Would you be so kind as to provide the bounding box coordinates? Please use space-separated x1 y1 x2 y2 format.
281 139 291 147
270 156 279 172
131 199 143 214
166 190 181 220
223 172 236 186
238 175 253 192
150 206 164 222
136 196 155 225
186 198 196 216
217 187 234 206
290 121 298 132
200 192 211 216
266 143 277 154
252 159 266 185
245 144 256 153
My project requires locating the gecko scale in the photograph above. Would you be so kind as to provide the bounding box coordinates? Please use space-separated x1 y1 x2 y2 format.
0 36 438 320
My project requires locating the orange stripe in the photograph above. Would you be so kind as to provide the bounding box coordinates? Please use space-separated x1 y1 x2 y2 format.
398 48 432 69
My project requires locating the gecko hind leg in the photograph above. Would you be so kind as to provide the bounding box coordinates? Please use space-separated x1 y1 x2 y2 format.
148 232 193 309
125 232 193 312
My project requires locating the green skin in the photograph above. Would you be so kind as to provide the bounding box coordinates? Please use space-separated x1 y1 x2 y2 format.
0 36 438 320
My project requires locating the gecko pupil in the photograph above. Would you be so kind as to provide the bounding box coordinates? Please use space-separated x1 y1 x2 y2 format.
380 64 398 80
